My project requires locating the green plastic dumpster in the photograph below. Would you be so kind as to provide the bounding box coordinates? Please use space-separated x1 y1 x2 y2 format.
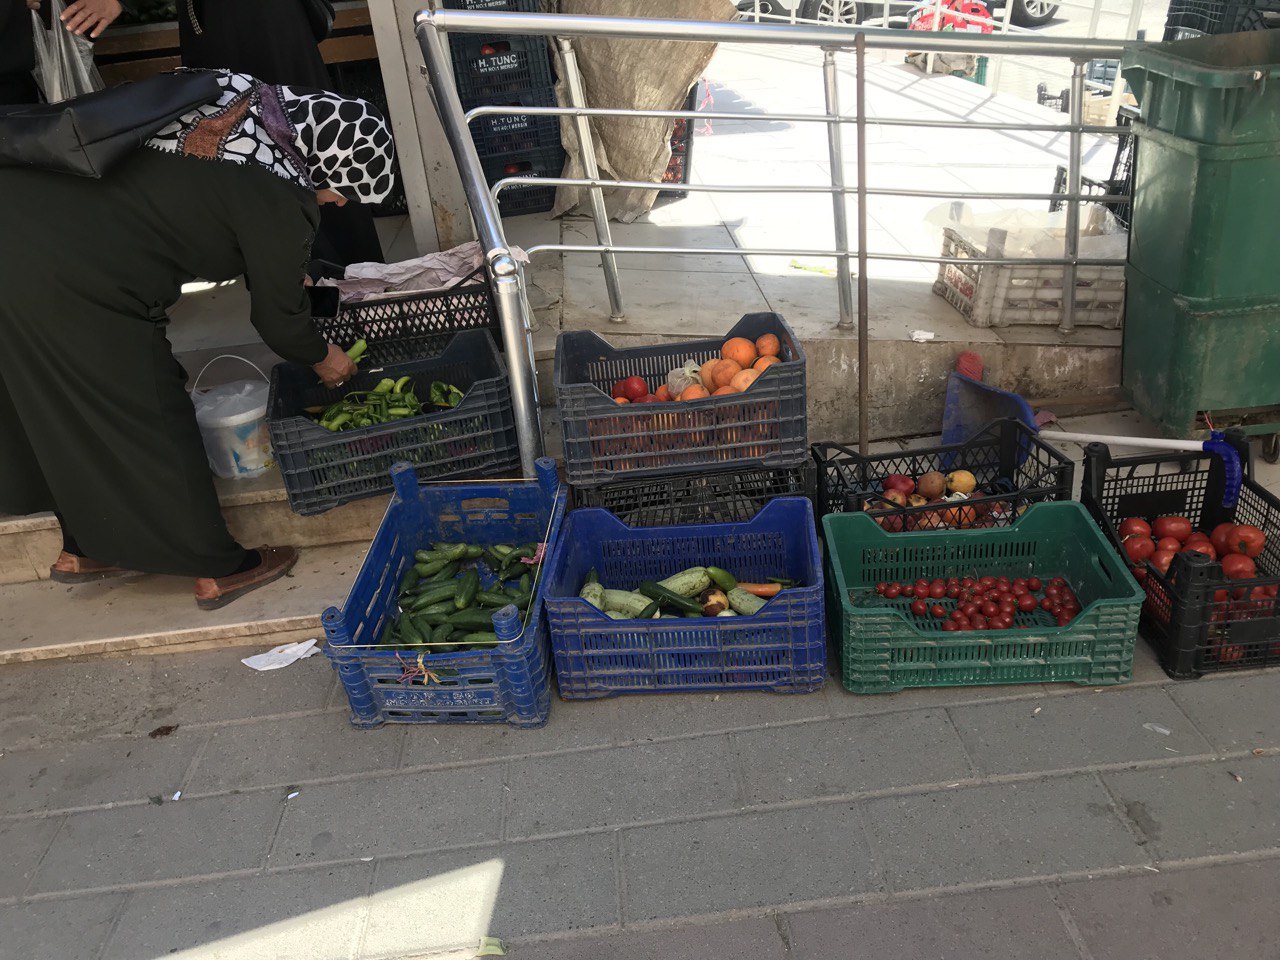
1121 32 1280 445
1124 31 1280 300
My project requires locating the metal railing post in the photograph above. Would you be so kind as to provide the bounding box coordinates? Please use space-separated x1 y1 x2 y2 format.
1061 59 1086 336
557 37 626 322
822 49 855 333
415 13 544 475
854 33 870 455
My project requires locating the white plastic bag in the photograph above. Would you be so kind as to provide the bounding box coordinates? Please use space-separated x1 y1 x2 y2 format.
30 0 104 104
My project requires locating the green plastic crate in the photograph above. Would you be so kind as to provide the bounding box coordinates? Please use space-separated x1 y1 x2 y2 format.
824 502 1142 694
1123 31 1280 147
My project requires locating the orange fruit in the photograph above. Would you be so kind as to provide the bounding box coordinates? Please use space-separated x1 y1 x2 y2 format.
654 384 672 402
755 333 781 357
753 355 780 372
698 359 720 391
712 385 737 396
731 368 760 392
679 384 709 401
721 337 757 369
712 359 742 389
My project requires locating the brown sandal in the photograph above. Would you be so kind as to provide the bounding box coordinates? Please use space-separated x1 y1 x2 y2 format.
49 551 140 585
194 545 299 611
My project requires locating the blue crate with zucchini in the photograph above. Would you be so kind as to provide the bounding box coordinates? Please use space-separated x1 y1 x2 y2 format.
322 459 567 727
542 498 826 698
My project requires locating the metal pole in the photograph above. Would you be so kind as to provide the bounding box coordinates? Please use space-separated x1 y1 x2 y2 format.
557 38 625 322
415 18 543 475
926 0 944 75
1061 59 1085 336
492 255 544 475
855 33 870 455
822 50 855 333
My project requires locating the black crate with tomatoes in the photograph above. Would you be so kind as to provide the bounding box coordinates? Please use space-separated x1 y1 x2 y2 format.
1081 432 1280 678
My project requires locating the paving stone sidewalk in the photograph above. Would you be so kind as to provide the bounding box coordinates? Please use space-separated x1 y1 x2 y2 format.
1 637 1278 960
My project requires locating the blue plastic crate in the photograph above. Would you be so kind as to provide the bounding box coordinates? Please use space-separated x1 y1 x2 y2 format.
542 498 826 698
322 459 567 727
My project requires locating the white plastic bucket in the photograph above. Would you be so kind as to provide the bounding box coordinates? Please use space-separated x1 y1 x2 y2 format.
191 356 273 480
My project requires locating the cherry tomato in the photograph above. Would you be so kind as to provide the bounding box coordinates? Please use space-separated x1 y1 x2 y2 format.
1045 585 1061 601
915 584 931 599
979 576 996 589
1017 593 1038 613
981 600 999 618
929 582 947 599
999 599 1017 615
911 599 928 617
1013 578 1027 589
970 615 987 630
1040 597 1054 611
1013 583 1029 596
962 602 980 617
931 604 948 619
915 579 930 590
996 576 1011 588
875 582 888 595
1051 576 1067 588
942 620 961 632
885 583 902 599
947 578 960 588
951 607 968 621
962 577 976 589
1027 577 1043 591
946 585 961 599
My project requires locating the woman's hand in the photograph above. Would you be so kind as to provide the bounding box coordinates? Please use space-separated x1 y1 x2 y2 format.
61 0 123 38
312 343 358 389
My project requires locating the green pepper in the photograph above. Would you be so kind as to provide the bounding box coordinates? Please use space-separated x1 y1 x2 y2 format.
345 339 367 363
323 412 351 432
372 378 396 395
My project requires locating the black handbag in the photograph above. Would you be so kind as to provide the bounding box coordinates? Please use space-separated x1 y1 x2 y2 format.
301 0 337 42
0 70 221 178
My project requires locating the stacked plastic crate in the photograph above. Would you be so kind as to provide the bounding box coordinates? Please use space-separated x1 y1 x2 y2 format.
445 0 564 216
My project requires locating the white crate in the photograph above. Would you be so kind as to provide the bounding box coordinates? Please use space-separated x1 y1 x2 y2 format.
932 227 1126 329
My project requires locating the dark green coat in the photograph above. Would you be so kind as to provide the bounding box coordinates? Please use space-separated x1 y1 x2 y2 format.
0 149 325 577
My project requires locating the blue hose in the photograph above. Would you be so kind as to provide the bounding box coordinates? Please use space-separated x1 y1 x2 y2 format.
1202 431 1242 509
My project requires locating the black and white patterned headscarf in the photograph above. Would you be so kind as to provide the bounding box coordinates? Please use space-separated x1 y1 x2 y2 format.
146 70 396 204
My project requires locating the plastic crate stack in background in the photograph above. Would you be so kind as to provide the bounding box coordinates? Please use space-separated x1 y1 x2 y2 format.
659 82 700 199
445 0 563 217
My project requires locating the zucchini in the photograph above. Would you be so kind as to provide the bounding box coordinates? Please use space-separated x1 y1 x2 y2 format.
658 567 711 598
727 587 767 616
706 566 738 591
638 599 661 619
638 581 703 615
455 568 480 610
600 589 653 618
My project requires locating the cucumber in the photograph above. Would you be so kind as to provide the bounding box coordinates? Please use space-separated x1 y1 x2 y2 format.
638 599 661 619
658 567 711 598
491 544 516 560
638 581 703 615
414 549 444 563
425 561 460 583
457 631 500 647
475 589 513 608
727 587 766 616
706 566 738 591
464 545 486 559
398 615 424 644
430 622 455 644
412 600 456 617
407 584 459 611
448 608 497 628
512 542 537 560
398 567 419 594
601 589 652 618
455 568 479 610
414 558 449 578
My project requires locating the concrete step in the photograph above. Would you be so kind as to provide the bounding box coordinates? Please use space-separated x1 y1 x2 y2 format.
0 542 363 664
0 467 385 586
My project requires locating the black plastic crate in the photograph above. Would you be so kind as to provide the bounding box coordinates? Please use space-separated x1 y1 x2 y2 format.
1163 0 1280 39
811 419 1074 528
571 462 811 526
481 145 563 217
555 312 808 486
310 267 499 366
470 87 562 159
660 83 698 200
268 330 519 516
1081 431 1280 678
450 34 554 104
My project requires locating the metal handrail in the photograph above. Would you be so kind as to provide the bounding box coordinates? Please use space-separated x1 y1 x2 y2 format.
413 9 1137 465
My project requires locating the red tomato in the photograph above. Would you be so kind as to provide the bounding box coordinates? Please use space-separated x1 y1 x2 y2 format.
946 585 961 599
914 584 931 599
999 599 1017 615
931 604 948 619
1210 522 1237 557
884 583 901 599
1119 517 1152 539
942 620 960 632
1229 524 1266 559
1040 597 1055 611
970 616 987 630
979 576 996 589
1132 565 1148 584
1123 535 1157 563
1181 541 1217 560
479 43 498 54
962 602 980 617
951 608 968 621
929 582 947 599
1027 577 1043 592
875 582 888 594
1013 577 1027 589
1150 549 1177 575
962 577 976 589
1216 642 1245 663
1155 536 1182 554
981 600 999 618
1152 516 1192 542
911 599 928 617
1017 593 1038 613
1222 553 1258 580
